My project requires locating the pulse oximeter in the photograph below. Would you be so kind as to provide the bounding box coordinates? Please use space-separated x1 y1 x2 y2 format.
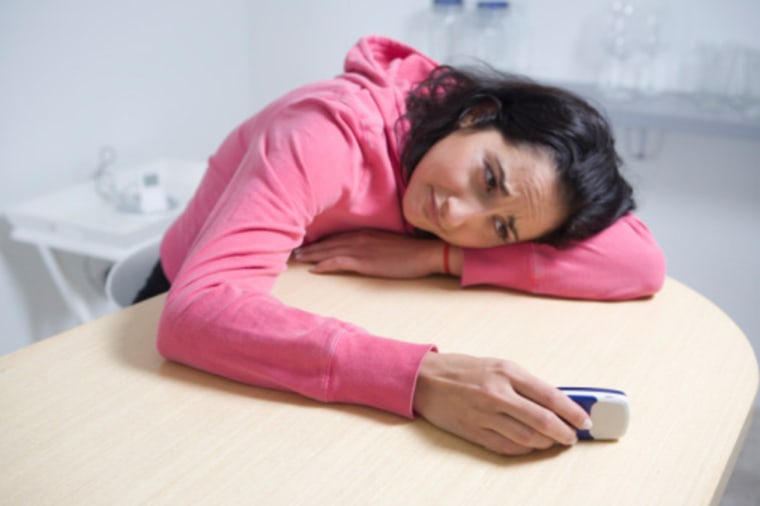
559 387 630 440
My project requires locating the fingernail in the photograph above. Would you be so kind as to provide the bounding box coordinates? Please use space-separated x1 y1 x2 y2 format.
582 418 593 430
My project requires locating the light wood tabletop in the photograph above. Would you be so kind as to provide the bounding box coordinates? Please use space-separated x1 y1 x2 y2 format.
1 264 757 505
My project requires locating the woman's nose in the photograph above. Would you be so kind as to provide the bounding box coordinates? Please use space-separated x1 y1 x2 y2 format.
441 195 479 230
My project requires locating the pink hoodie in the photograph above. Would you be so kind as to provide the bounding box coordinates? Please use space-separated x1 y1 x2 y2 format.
157 36 665 418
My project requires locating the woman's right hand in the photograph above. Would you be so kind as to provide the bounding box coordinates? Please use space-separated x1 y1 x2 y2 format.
412 352 592 455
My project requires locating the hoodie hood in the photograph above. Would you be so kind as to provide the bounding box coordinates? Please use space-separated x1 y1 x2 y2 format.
343 35 437 89
341 35 438 172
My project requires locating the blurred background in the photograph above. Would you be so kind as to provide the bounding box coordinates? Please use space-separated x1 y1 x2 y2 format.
1 0 758 380
1 1 759 502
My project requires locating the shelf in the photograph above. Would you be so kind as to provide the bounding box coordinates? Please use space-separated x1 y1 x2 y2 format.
558 81 760 140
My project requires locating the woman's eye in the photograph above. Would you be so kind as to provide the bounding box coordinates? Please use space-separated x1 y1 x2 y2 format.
484 163 497 192
494 217 508 241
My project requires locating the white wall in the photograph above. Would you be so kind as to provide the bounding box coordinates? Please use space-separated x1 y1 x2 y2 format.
622 130 760 358
1 0 257 351
2 0 759 402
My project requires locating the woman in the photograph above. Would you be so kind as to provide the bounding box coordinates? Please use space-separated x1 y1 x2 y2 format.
151 36 665 456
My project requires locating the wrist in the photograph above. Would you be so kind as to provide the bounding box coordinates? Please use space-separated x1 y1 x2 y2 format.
447 245 463 276
413 351 443 414
435 242 463 277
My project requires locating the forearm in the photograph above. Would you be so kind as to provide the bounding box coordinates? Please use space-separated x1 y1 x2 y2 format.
159 282 434 417
459 214 665 300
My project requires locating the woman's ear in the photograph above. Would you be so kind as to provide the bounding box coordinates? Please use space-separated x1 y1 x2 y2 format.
457 95 501 128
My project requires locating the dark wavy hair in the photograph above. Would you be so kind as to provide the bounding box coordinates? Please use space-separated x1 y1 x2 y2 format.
399 65 634 247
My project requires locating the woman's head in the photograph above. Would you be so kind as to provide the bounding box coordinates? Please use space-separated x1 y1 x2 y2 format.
399 66 634 248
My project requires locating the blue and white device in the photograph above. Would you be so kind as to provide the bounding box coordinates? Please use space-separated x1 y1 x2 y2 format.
559 387 629 441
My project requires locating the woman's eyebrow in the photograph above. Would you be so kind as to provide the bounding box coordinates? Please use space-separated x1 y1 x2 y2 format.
494 156 519 240
508 215 519 242
494 158 511 197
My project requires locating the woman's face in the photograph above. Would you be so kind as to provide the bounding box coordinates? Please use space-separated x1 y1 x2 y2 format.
402 128 568 248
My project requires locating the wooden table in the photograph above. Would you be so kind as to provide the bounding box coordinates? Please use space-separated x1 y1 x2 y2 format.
1 265 757 505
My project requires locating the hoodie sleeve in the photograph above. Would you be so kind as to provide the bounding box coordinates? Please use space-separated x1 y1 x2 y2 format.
460 213 666 301
156 101 433 418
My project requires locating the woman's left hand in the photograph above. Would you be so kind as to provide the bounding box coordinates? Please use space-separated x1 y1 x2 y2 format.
293 230 452 279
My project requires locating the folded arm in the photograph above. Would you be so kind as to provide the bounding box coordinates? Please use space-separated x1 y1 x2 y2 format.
157 105 433 418
459 213 665 300
296 213 665 301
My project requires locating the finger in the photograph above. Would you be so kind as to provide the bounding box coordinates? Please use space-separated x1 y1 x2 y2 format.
477 428 535 456
298 231 376 254
487 413 557 450
505 363 590 427
309 257 365 275
295 244 362 263
512 375 592 433
501 393 578 446
499 368 581 445
297 238 351 255
445 419 534 456
540 388 593 434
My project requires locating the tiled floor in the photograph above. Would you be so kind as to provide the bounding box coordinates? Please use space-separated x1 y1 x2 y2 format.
721 408 760 506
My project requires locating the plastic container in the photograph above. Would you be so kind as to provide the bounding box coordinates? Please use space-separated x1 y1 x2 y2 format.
427 0 465 64
471 1 513 70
